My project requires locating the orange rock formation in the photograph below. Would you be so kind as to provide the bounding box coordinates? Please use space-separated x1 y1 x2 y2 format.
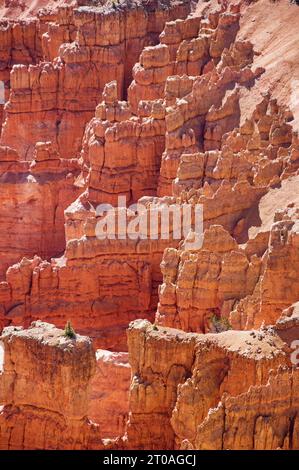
0 0 299 451
123 319 295 450
0 321 103 449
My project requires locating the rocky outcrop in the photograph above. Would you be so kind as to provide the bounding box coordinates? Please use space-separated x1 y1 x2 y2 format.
124 319 198 449
123 319 292 450
80 5 262 206
0 5 83 273
1 0 190 160
274 302 299 350
0 142 81 278
231 202 299 330
0 0 298 356
165 91 298 236
155 92 299 334
0 4 77 131
193 368 299 450
128 4 242 114
1 0 299 452
156 16 265 196
0 18 39 131
81 80 166 205
173 93 297 199
0 17 41 85
0 194 184 347
156 182 299 335
156 224 262 333
0 321 103 449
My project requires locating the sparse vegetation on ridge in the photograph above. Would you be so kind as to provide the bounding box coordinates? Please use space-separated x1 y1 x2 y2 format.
211 315 232 333
64 321 76 339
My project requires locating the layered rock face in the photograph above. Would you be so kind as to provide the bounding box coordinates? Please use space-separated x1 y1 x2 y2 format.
0 0 299 451
128 3 242 114
0 3 77 130
80 79 166 205
124 319 299 450
0 201 182 348
0 0 190 160
156 224 262 332
192 368 299 450
156 195 299 333
0 1 274 348
0 142 81 277
0 321 103 449
231 202 299 330
0 321 132 448
0 0 190 340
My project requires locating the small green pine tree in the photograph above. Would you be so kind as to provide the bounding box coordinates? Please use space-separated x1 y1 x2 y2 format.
64 320 76 339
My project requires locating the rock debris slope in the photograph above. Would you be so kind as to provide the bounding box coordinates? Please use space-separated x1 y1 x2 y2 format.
0 0 299 450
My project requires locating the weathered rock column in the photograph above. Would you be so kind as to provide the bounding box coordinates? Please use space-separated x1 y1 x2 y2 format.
0 321 103 449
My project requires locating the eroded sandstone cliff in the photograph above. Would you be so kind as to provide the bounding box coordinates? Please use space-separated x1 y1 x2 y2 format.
123 319 295 450
0 321 103 449
0 0 299 451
